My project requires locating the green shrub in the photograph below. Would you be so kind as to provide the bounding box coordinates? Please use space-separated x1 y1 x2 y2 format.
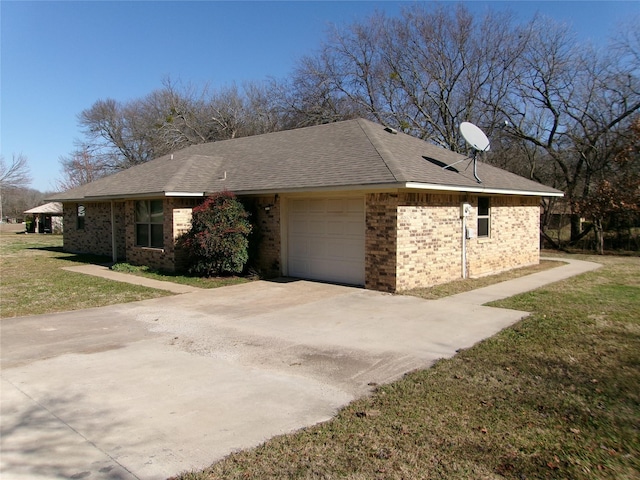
182 192 252 276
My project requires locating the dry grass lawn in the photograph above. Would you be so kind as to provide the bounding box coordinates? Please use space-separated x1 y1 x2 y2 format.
0 233 170 318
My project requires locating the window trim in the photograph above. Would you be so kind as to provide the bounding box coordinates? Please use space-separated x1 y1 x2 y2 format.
135 200 164 249
477 196 491 238
77 204 85 230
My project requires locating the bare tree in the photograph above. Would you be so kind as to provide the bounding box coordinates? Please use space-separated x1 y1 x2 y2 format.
64 7 639 254
0 154 32 222
577 117 640 253
500 16 640 242
0 153 31 189
77 97 152 170
56 149 111 190
72 78 289 178
291 4 527 151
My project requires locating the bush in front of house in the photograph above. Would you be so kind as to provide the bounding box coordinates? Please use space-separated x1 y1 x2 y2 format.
182 191 252 276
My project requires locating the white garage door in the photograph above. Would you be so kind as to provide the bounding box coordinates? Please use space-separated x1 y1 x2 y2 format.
288 197 365 286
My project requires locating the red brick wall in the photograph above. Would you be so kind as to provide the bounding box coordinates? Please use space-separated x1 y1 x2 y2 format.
249 195 281 277
62 201 125 260
125 198 199 272
365 193 398 292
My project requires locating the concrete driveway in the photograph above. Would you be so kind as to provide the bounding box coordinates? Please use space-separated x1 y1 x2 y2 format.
0 259 600 480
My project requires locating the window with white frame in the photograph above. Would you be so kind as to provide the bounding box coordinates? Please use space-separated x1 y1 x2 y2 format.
135 200 164 248
477 197 490 238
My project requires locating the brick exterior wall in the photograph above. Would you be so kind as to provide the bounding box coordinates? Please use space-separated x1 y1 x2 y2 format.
395 192 464 291
247 195 281 277
364 192 541 293
466 196 540 278
62 201 125 260
125 198 200 272
365 193 398 292
172 207 193 271
63 192 540 290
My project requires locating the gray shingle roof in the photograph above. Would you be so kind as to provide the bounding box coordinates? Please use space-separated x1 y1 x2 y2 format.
48 118 562 201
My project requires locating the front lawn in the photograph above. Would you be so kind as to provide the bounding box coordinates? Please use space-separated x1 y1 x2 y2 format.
0 233 254 318
175 254 639 479
0 234 169 318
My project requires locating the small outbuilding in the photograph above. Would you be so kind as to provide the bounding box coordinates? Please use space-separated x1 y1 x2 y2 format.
24 202 64 234
48 118 562 292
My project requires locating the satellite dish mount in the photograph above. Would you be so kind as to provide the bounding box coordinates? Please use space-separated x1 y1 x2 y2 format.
442 122 490 183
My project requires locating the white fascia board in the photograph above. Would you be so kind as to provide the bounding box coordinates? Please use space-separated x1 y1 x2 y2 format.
404 182 564 197
164 191 205 197
229 182 563 197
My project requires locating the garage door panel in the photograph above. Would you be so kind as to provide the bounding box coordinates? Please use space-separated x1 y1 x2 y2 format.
309 220 326 235
333 239 363 259
308 199 325 212
308 238 328 256
288 197 365 286
289 199 307 212
289 258 310 278
346 197 364 212
289 241 309 257
289 217 308 234
326 221 345 235
344 220 364 235
326 198 346 213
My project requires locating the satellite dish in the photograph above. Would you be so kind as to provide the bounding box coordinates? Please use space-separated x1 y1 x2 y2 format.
460 122 490 152
441 122 489 183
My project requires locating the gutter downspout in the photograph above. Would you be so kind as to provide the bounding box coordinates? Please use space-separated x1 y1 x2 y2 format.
111 201 117 263
462 214 467 279
461 203 472 279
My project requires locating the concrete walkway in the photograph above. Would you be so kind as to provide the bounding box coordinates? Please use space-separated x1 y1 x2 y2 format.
62 257 598 300
62 265 203 294
1 257 601 480
448 256 601 304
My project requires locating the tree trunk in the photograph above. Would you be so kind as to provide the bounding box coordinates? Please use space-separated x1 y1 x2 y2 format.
540 229 562 250
594 218 604 255
570 213 583 243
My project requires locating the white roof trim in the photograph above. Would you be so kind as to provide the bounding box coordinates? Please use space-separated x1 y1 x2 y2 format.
221 182 563 197
52 182 562 202
404 182 564 197
164 191 205 197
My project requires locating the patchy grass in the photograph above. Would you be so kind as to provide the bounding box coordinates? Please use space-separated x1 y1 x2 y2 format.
174 255 639 480
110 262 250 289
405 259 563 300
0 234 170 318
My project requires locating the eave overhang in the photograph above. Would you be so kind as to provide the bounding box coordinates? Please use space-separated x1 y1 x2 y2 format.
48 181 562 203
46 191 206 202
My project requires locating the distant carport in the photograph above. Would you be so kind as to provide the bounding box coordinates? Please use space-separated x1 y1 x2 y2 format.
24 202 63 233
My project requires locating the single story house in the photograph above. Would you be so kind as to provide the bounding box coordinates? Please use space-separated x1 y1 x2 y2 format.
24 202 64 234
48 118 562 292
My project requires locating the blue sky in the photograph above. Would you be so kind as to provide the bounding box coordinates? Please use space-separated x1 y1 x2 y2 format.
2 1 638 193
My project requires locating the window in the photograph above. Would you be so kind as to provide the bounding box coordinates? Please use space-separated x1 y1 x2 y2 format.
477 197 490 238
135 200 164 248
77 204 85 230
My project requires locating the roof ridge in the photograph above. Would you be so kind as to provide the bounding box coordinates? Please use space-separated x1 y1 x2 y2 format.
356 118 404 182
